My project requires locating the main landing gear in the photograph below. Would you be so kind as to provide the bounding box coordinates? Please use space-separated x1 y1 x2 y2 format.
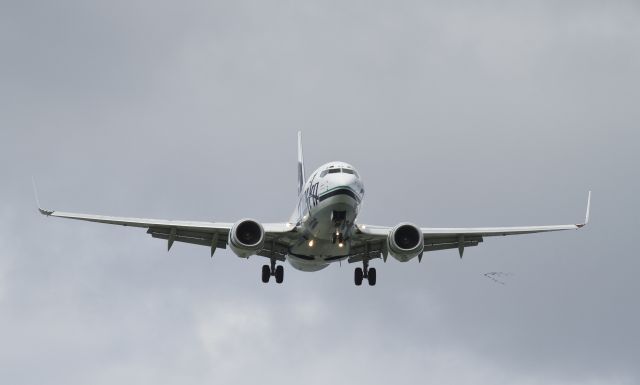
354 259 376 286
262 259 284 284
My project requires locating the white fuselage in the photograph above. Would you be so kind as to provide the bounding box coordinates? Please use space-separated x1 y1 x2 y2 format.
287 162 365 272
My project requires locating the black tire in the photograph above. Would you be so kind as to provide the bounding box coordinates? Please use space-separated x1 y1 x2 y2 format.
354 267 363 286
368 268 377 286
261 265 271 283
275 265 284 284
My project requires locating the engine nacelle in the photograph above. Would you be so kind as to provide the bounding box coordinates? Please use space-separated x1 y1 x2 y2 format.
228 219 265 258
387 223 424 262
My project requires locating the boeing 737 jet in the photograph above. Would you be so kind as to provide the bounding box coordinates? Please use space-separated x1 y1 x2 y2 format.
36 133 591 286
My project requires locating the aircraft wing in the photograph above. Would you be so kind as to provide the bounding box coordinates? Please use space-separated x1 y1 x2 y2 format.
37 207 294 258
352 192 591 259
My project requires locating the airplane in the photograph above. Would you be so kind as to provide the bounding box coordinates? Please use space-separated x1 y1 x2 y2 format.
35 132 591 286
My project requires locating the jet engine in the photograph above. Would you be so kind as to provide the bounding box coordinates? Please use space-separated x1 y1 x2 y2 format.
228 219 265 258
387 223 424 262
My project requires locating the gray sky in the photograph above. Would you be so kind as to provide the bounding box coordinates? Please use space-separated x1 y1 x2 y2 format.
1 1 639 384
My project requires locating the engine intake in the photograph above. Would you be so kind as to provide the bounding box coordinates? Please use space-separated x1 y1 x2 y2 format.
388 223 424 262
229 219 265 258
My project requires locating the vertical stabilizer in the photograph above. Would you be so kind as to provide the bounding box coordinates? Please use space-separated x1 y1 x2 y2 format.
297 131 306 195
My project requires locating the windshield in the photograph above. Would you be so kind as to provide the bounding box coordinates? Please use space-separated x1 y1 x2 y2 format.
320 168 359 177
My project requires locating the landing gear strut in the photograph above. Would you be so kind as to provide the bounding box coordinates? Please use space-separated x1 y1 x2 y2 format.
354 259 376 286
262 258 284 284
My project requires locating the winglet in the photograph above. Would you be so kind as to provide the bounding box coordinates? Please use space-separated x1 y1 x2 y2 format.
32 177 53 216
578 191 591 228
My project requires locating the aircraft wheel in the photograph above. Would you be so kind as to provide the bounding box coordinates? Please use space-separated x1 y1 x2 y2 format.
367 268 377 286
261 265 271 283
275 265 284 284
354 267 363 286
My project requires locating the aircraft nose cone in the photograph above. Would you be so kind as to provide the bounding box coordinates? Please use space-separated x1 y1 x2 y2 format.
333 173 357 186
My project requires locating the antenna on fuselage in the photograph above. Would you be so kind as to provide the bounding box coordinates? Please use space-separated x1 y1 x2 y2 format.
297 131 306 195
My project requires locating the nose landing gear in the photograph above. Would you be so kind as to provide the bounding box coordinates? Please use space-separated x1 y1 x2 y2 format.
332 210 347 247
261 258 284 284
354 259 376 286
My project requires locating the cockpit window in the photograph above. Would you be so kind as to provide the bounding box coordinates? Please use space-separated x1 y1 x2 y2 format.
320 167 359 177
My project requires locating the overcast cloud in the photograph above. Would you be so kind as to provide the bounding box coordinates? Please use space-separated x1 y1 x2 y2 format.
1 1 639 384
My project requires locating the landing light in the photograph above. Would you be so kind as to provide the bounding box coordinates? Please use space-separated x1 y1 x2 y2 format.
338 242 344 248
308 239 314 247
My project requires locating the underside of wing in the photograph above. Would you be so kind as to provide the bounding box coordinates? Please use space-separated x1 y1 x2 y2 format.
354 191 591 259
38 208 295 257
43 209 233 230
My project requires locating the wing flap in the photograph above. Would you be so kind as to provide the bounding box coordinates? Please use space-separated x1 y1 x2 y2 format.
147 228 228 249
423 240 481 252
